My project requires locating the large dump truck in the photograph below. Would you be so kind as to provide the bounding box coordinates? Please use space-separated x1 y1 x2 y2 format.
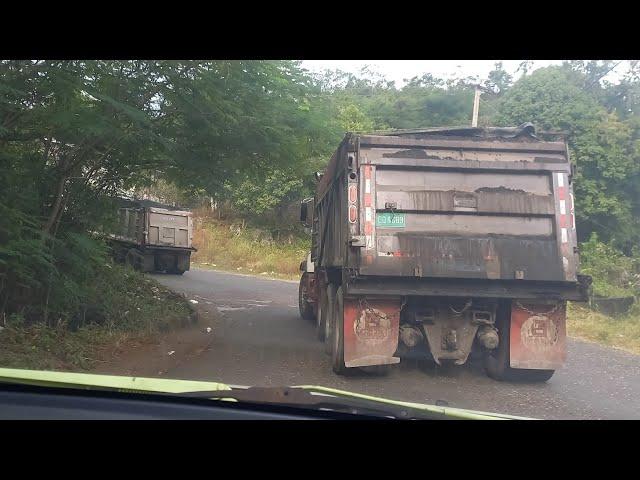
108 199 195 275
298 124 591 382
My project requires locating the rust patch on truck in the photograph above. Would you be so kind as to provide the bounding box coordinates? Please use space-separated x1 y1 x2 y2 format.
509 300 567 369
343 297 401 368
382 149 441 159
353 306 392 345
475 186 527 194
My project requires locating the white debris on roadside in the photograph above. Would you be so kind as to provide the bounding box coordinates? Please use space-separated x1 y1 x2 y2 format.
206 327 212 334
168 351 175 356
217 306 246 312
189 299 199 304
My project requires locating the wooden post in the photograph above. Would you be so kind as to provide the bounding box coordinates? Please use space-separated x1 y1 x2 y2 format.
472 87 481 127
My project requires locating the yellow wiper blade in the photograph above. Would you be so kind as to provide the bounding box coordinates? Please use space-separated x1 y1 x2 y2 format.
294 385 534 420
0 368 232 395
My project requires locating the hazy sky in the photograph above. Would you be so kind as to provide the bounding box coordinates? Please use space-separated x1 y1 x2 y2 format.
300 60 627 86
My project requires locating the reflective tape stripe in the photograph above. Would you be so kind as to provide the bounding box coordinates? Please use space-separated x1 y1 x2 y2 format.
570 192 575 230
561 228 568 243
559 199 566 215
557 186 566 200
556 172 564 187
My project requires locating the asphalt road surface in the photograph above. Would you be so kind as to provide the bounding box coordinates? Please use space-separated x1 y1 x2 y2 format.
151 268 640 419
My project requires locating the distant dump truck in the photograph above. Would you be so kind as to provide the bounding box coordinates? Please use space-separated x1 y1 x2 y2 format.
108 198 195 275
298 124 591 382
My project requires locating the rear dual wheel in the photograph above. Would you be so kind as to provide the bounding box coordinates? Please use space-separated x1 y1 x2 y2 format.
327 287 389 376
317 284 336 348
328 286 347 374
125 249 142 271
483 302 555 383
298 274 315 321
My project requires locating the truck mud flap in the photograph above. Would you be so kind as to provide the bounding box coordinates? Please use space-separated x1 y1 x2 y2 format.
343 297 401 368
509 300 566 370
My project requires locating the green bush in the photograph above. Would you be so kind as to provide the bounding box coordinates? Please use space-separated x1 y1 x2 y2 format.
579 233 640 298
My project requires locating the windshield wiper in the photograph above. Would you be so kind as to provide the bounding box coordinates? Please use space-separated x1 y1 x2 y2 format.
160 386 447 420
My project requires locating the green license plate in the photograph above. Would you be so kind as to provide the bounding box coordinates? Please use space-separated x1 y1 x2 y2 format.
376 212 406 228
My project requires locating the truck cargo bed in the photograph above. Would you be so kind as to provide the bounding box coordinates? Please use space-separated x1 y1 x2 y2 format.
313 125 584 298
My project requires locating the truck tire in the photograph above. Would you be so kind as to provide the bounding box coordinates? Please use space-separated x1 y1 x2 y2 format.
484 302 555 382
298 274 315 321
323 284 336 355
330 286 348 375
316 287 327 341
126 249 142 271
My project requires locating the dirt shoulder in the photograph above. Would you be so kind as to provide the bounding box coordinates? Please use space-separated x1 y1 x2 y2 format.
91 305 218 378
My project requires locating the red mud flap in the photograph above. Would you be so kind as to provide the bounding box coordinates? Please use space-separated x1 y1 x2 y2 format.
509 300 567 370
343 297 401 368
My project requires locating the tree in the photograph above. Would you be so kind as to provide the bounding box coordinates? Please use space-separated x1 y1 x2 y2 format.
496 66 640 251
0 60 337 321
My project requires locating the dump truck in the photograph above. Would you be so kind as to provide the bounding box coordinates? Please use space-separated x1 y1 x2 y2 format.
298 124 591 382
108 198 195 274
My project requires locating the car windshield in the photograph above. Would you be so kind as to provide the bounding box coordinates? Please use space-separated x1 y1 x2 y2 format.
1 59 639 420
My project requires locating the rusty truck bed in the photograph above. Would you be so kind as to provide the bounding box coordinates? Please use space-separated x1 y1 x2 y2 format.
313 125 587 300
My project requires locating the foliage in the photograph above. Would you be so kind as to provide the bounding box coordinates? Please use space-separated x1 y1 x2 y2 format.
496 65 640 251
225 168 304 216
0 264 192 370
579 234 640 298
568 302 640 355
192 210 309 280
0 60 333 324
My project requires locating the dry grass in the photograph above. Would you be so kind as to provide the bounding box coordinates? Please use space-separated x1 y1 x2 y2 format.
192 216 309 280
567 302 640 355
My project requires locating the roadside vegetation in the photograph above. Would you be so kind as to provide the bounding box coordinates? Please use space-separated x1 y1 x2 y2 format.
191 208 308 280
0 263 193 370
568 303 640 354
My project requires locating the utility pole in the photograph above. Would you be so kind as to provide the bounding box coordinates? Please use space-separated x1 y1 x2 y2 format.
472 86 481 127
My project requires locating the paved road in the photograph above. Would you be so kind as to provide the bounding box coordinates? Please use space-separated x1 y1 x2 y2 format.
151 268 640 419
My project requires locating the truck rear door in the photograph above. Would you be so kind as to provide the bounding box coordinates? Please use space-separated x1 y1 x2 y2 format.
356 133 577 283
146 207 193 249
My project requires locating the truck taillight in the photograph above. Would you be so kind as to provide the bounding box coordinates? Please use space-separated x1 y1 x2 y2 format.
349 205 357 223
348 184 357 203
348 184 358 226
